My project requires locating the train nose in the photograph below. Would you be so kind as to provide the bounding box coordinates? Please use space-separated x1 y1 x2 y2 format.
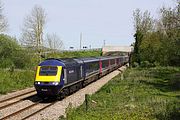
34 82 62 96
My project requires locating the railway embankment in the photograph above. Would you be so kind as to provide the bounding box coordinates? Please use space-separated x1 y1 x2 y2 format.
66 67 180 120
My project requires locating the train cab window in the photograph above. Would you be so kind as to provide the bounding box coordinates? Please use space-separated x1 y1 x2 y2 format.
39 66 58 76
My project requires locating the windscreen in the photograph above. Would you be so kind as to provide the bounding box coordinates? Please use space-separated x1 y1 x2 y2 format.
39 66 58 76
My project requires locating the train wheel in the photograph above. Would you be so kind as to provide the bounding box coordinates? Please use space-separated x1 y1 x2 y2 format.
58 91 65 100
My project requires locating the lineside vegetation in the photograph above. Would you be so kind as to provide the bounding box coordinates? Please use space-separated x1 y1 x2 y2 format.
65 67 180 120
132 1 180 67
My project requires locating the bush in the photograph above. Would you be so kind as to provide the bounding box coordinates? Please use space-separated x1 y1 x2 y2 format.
12 49 32 68
132 62 139 68
140 61 155 68
170 73 180 89
0 34 32 69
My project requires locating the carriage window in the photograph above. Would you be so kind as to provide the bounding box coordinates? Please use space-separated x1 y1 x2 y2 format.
86 62 99 73
39 66 58 76
110 59 115 65
102 60 109 68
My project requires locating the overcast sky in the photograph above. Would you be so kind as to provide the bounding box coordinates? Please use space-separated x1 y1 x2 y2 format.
3 0 176 49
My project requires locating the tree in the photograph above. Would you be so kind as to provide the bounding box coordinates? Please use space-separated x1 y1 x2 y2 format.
132 9 154 64
159 1 180 66
0 1 8 32
132 1 180 67
46 33 64 52
20 5 46 61
0 34 31 68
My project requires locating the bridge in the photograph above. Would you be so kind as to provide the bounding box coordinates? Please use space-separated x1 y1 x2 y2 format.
102 46 133 56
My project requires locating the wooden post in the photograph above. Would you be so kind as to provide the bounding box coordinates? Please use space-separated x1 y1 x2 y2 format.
85 94 89 112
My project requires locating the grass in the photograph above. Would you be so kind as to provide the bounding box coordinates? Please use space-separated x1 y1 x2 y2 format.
0 69 34 94
47 50 102 58
65 67 180 120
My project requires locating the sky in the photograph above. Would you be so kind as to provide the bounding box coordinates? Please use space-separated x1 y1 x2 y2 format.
3 0 176 50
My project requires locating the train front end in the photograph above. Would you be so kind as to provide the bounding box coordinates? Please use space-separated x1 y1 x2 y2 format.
34 59 64 97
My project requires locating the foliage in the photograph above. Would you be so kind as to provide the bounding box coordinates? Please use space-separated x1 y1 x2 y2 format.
0 69 34 94
132 9 153 64
0 34 32 68
132 62 139 68
66 67 180 120
0 33 101 69
132 2 180 66
46 50 102 59
140 61 153 68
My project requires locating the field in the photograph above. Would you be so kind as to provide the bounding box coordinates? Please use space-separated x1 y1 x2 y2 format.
66 67 180 120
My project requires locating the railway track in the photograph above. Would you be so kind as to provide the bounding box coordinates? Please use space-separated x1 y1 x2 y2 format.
0 88 57 120
0 89 36 110
0 99 57 120
0 89 36 103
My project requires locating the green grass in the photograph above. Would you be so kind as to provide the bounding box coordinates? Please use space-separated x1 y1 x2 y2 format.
46 50 102 58
65 67 180 120
0 69 34 94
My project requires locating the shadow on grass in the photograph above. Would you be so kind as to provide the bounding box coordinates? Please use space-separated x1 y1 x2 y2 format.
139 67 180 93
140 79 179 93
138 68 180 120
155 102 180 120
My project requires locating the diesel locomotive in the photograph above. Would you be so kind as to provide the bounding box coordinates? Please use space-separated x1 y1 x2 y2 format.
34 56 129 98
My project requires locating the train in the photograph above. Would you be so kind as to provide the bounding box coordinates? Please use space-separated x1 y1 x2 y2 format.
34 56 129 98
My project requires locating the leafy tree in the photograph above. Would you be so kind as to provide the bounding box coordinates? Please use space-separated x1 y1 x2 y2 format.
0 34 31 68
159 2 180 66
132 1 180 66
132 9 154 64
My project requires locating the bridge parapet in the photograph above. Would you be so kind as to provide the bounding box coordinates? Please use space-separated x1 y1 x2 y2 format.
102 46 133 56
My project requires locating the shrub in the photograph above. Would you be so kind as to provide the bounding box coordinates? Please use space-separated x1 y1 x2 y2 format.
132 62 139 68
0 34 32 69
140 61 155 68
170 73 180 89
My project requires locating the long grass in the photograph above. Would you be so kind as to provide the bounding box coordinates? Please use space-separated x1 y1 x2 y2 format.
66 67 180 120
0 69 34 94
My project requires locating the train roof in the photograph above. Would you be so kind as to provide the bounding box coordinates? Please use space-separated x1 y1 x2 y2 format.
39 56 126 67
58 58 80 67
77 57 100 63
38 59 65 66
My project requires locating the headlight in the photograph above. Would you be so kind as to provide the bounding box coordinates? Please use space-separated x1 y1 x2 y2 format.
35 82 41 85
52 82 59 85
